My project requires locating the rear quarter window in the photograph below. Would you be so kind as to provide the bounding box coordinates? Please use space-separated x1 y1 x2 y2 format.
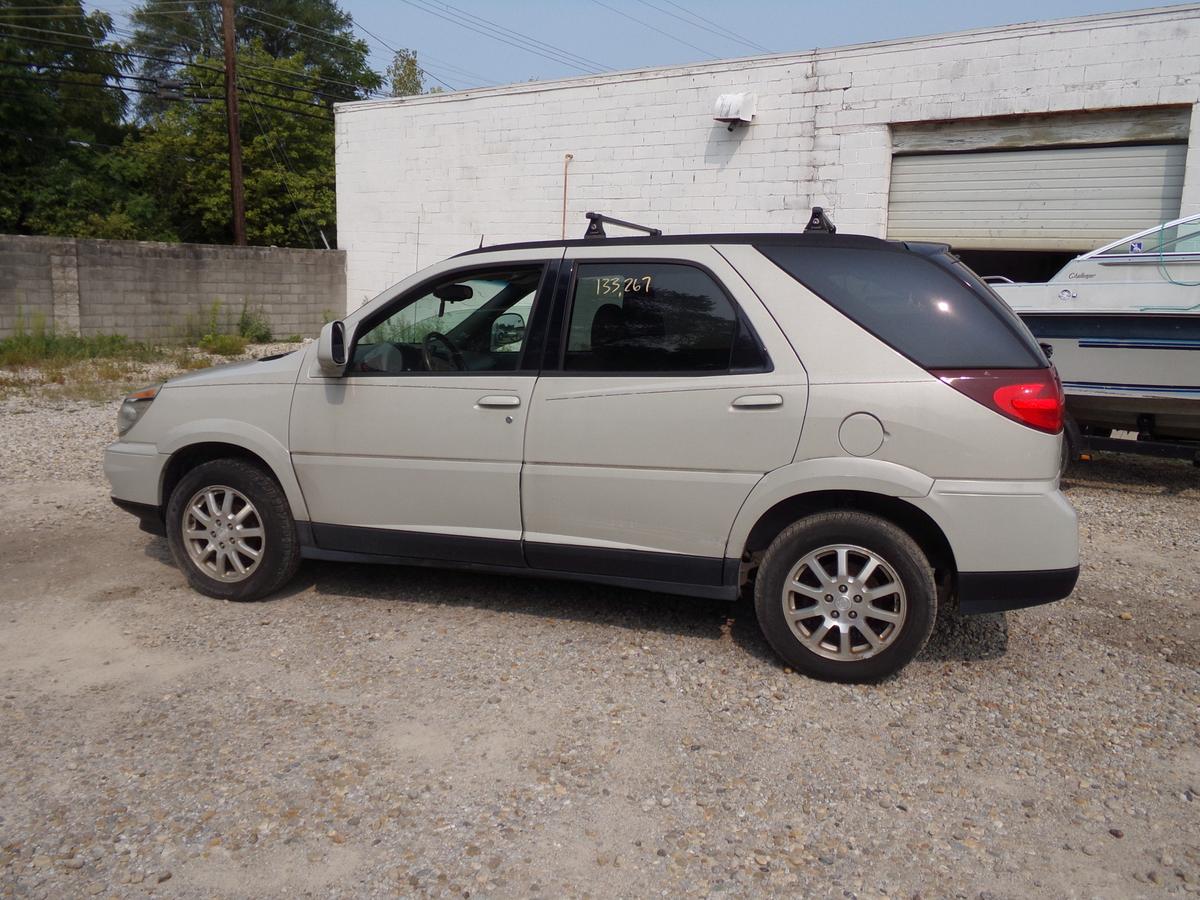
756 244 1046 369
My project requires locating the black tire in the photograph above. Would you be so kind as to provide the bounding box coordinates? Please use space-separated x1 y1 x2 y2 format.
165 458 301 601
753 511 936 682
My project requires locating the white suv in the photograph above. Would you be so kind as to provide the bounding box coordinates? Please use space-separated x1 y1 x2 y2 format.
105 216 1079 681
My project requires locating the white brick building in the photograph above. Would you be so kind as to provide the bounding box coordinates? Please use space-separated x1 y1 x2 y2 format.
334 4 1200 309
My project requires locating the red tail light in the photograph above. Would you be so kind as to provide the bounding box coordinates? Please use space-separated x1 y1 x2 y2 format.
931 368 1064 434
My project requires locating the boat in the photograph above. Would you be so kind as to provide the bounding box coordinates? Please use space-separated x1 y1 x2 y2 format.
990 212 1200 445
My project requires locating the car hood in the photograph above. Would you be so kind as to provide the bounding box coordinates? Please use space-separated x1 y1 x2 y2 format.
165 347 308 388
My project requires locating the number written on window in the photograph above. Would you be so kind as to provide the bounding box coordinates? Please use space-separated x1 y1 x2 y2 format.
595 275 652 296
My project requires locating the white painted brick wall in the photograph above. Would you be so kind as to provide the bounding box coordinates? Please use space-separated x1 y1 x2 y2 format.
336 5 1200 310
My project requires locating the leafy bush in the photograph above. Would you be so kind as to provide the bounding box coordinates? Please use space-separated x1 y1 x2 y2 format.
237 304 273 343
198 333 247 356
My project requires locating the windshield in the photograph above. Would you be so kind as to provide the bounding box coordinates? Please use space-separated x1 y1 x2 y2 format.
1095 216 1200 256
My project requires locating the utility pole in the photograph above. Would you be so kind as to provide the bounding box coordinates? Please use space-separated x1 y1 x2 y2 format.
221 0 247 245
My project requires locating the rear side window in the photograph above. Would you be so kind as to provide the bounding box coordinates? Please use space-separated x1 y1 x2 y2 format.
564 262 768 373
757 245 1045 368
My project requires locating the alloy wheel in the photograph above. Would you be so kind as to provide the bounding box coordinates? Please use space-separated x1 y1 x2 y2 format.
781 543 907 661
181 485 266 583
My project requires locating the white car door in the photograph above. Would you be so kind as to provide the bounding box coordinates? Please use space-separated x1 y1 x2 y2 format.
289 249 561 566
521 243 808 587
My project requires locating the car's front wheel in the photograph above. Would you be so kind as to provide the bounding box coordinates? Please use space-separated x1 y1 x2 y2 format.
165 458 301 601
753 511 936 682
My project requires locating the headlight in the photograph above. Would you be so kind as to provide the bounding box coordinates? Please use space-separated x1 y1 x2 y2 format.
117 384 161 437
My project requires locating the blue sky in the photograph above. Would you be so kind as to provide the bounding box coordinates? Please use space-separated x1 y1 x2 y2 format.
339 0 1184 91
87 0 1186 92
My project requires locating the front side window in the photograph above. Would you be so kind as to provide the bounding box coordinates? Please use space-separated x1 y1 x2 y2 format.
350 265 543 375
563 262 766 373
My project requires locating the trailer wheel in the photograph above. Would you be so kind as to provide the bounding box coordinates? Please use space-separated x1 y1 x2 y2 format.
1061 413 1085 473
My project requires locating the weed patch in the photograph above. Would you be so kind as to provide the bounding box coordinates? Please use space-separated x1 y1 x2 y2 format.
0 315 164 368
198 333 247 356
237 304 273 343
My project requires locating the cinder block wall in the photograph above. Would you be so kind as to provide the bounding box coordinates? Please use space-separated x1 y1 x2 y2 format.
335 4 1200 311
0 235 344 341
0 235 66 337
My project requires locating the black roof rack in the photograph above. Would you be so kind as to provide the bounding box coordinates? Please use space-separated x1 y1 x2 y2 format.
584 212 662 239
804 206 836 234
452 207 926 258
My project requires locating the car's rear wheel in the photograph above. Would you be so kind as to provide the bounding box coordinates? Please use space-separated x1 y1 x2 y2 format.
166 458 300 601
753 511 936 682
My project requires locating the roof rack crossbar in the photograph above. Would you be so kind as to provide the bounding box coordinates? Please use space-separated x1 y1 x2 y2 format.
584 212 663 239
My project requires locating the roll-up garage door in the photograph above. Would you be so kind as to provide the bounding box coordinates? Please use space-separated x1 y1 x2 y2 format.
887 144 1187 251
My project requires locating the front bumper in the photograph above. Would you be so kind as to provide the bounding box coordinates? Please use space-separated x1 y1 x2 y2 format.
112 497 165 536
957 566 1079 615
104 441 164 506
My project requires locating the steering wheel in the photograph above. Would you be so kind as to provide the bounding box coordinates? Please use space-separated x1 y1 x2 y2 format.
422 331 465 372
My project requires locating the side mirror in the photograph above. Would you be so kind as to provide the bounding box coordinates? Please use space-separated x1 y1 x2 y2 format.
317 320 348 375
491 312 525 351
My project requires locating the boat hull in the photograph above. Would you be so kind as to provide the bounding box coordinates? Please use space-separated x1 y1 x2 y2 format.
1018 313 1200 441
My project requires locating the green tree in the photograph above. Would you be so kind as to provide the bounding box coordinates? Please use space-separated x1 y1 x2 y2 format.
0 0 130 232
388 48 423 97
125 44 335 247
19 142 177 239
128 0 381 115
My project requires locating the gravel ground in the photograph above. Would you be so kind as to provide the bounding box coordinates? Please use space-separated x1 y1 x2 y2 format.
0 395 1197 899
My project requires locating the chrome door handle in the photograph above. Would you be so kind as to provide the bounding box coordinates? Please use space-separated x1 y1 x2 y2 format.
477 395 521 408
731 394 783 409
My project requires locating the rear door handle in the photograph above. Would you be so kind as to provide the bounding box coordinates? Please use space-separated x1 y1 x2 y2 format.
477 395 521 408
731 394 783 409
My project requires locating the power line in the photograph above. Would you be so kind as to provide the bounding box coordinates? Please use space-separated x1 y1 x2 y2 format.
239 7 455 91
1 62 332 120
0 24 359 102
405 49 497 87
237 5 456 92
655 0 771 51
110 10 391 97
0 69 188 98
588 0 717 59
0 19 368 98
240 82 318 249
0 2 196 11
0 124 129 150
105 25 361 101
393 0 602 75
334 15 457 91
0 86 115 105
5 5 464 97
234 84 332 120
166 2 465 89
0 56 196 87
632 0 772 55
418 0 608 71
